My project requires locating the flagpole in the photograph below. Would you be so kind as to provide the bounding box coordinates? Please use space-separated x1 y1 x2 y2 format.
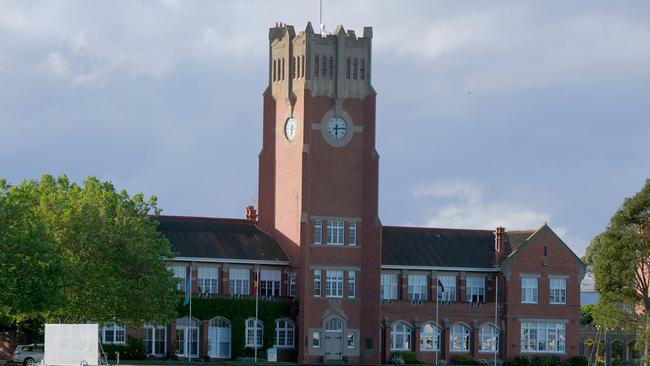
189 263 192 362
254 267 260 363
436 273 439 365
494 275 498 366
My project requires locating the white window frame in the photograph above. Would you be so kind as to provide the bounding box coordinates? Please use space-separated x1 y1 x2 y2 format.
408 274 427 301
390 322 412 351
520 321 566 353
348 222 357 246
229 268 250 296
521 276 539 304
274 319 295 348
326 270 344 298
169 266 186 291
312 331 321 348
549 277 567 304
260 269 281 297
314 220 322 245
348 271 356 298
101 323 126 344
326 220 345 245
346 332 355 349
438 275 457 302
314 270 322 297
381 273 398 300
197 266 218 295
466 275 486 303
288 274 296 297
245 318 264 348
450 324 471 352
479 324 499 352
420 322 440 352
175 317 199 357
143 324 166 356
208 317 231 359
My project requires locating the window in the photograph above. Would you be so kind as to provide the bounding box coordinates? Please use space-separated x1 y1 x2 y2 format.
466 275 485 303
420 322 440 352
479 324 499 352
245 318 263 348
520 321 566 353
346 57 351 79
348 222 357 246
101 324 126 344
348 271 356 298
320 55 326 77
208 317 231 359
312 331 321 348
281 58 285 80
521 276 539 304
143 324 166 356
327 220 344 245
260 269 281 297
353 58 358 79
326 270 344 298
229 268 250 296
301 56 305 78
314 56 319 77
360 58 366 80
197 267 218 294
274 319 295 348
381 273 398 300
272 59 276 81
314 220 322 244
314 270 322 297
289 274 296 297
391 322 412 351
347 332 355 349
450 324 471 352
175 317 199 357
328 56 334 79
169 266 186 291
290 56 295 79
408 274 427 301
325 317 344 332
550 277 567 304
438 275 457 302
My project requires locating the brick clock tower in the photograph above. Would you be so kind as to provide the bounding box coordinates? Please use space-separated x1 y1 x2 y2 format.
258 22 381 364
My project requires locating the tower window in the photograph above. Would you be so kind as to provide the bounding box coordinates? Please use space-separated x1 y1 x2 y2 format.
272 59 276 82
346 57 351 79
296 56 300 79
320 55 326 78
328 56 334 79
281 58 285 80
360 58 366 80
290 56 295 79
353 58 358 80
301 56 305 78
314 55 319 78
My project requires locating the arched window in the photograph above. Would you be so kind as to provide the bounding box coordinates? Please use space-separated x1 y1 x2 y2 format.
325 317 344 332
274 319 295 348
208 317 231 359
245 318 263 348
420 322 441 352
450 323 471 352
479 324 499 352
391 321 412 351
143 323 166 356
175 317 199 357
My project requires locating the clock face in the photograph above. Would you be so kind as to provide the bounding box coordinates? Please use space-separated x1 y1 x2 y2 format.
284 117 297 141
326 116 348 140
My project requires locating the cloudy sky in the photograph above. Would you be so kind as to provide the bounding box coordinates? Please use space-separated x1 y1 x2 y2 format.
1 1 649 256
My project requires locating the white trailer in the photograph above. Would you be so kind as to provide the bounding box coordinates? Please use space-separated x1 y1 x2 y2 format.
43 324 109 366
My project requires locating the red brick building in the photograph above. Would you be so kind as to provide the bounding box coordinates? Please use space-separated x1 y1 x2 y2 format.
101 23 586 365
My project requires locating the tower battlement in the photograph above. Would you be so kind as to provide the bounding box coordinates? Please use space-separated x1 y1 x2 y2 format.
267 22 374 101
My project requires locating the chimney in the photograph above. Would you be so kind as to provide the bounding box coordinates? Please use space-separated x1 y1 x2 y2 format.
494 226 506 264
245 205 258 222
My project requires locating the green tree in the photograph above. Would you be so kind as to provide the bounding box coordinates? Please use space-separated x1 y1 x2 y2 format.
0 175 178 326
587 179 650 365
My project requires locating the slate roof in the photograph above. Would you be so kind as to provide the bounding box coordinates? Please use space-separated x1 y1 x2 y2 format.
381 226 497 268
505 230 536 255
155 215 289 263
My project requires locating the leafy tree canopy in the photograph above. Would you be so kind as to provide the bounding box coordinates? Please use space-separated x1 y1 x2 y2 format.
0 175 178 326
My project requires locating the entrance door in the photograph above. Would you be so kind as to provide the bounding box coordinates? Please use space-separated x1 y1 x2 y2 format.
324 317 344 361
208 317 231 359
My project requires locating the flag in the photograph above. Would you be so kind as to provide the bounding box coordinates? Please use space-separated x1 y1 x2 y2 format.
253 271 258 298
438 279 445 292
183 270 192 306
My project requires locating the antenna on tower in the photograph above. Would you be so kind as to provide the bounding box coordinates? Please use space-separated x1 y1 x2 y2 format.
319 0 327 36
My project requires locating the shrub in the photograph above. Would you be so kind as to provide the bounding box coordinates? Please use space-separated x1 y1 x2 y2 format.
568 356 588 366
533 355 561 366
393 352 421 364
513 355 531 366
453 354 479 365
437 360 448 366
101 336 146 360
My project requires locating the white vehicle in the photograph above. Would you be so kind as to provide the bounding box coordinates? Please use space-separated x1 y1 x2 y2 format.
12 344 44 366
